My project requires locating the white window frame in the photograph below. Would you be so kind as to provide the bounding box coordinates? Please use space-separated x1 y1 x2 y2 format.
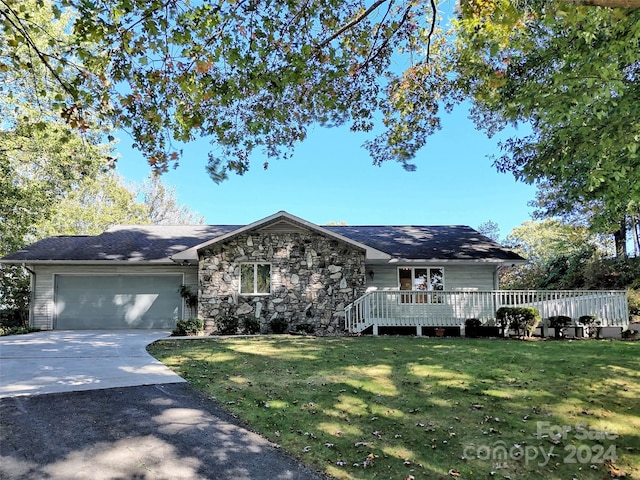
239 263 271 296
398 267 445 290
398 267 445 304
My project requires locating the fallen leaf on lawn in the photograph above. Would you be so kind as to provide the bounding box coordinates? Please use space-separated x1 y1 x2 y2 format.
448 468 461 477
363 453 377 468
471 404 484 409
605 459 627 478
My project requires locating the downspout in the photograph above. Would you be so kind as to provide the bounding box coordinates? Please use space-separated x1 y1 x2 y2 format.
22 264 35 328
493 265 504 324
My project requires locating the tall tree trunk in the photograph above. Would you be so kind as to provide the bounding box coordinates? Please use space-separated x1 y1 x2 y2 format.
632 213 640 257
613 217 627 258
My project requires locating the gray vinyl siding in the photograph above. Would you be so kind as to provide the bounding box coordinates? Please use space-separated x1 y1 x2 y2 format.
365 264 497 291
445 265 497 291
28 264 197 330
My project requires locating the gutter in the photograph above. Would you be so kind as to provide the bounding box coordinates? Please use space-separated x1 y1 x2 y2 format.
0 259 181 266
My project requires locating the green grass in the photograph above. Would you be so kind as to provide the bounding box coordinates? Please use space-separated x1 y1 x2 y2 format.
148 336 640 479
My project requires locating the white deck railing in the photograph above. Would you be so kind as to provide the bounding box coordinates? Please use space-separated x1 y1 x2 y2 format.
344 290 629 333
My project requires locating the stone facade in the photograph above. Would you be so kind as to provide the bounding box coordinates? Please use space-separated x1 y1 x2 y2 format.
198 230 366 335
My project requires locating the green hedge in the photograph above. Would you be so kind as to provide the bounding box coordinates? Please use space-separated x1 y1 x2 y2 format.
496 307 541 337
242 317 261 334
173 318 204 336
216 316 239 335
270 317 288 334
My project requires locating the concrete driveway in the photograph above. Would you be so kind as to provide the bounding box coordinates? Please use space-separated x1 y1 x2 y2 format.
0 330 185 398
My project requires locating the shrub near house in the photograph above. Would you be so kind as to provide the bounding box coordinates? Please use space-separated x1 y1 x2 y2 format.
496 307 541 337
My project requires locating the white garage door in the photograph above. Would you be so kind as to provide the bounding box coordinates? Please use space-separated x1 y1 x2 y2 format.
54 275 183 329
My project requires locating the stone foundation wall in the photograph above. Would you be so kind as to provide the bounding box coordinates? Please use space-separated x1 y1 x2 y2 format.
198 231 366 335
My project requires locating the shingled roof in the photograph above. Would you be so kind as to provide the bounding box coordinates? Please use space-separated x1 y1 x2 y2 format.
1 225 238 262
325 225 524 261
2 221 524 264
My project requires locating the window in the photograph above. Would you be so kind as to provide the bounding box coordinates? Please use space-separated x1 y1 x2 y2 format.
240 263 271 295
399 267 444 303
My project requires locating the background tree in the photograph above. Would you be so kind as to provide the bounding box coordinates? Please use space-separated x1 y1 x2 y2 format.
37 171 150 237
499 218 640 313
530 180 637 257
452 2 640 256
134 176 205 225
500 219 607 289
477 220 501 242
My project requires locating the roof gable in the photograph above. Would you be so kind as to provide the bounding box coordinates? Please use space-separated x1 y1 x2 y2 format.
171 211 391 262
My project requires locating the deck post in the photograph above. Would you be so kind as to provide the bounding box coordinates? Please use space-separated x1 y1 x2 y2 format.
416 325 422 336
373 324 379 336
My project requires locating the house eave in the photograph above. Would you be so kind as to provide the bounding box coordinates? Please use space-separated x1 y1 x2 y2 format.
0 259 183 266
368 258 528 266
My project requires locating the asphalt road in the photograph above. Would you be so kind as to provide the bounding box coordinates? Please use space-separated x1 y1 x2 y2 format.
0 382 326 480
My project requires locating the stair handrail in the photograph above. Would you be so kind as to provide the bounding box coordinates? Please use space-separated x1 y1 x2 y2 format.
344 291 374 332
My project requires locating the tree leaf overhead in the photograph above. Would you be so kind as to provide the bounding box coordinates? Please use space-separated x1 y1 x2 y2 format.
2 0 445 179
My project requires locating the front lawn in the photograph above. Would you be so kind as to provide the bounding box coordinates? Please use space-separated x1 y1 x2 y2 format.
148 337 640 479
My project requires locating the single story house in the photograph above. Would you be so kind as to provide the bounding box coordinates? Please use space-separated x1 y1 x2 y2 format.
1 211 534 334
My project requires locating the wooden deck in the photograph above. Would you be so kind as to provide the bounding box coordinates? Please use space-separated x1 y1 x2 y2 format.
344 290 629 335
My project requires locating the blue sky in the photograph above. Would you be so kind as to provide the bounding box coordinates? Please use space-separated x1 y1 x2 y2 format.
115 104 536 239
